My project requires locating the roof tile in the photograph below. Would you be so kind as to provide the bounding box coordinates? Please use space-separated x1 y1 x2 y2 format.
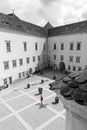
48 20 87 37
0 13 46 37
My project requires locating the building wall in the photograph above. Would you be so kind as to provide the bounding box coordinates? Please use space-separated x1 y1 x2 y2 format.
1 27 87 85
48 33 87 72
0 29 47 85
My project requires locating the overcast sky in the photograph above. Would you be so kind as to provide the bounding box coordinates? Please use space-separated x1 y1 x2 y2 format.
0 0 87 27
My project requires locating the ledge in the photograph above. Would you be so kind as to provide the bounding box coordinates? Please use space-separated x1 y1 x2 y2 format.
59 93 87 121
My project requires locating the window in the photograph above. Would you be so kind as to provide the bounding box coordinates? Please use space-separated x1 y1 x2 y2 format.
44 44 45 50
38 56 40 61
6 41 11 52
12 60 17 68
19 59 23 66
22 72 25 77
78 67 81 71
85 65 87 69
73 66 76 71
26 57 30 64
76 56 80 63
77 42 81 50
53 55 56 60
3 78 7 84
60 55 64 61
43 55 45 62
69 56 73 62
61 43 64 50
3 61 9 70
54 43 56 50
70 43 74 50
35 43 38 50
9 77 12 84
68 65 71 70
33 56 35 62
24 42 27 51
19 73 21 78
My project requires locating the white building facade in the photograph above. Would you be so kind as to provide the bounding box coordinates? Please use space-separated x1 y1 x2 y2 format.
1 12 87 86
0 13 47 86
48 33 87 72
0 30 47 85
48 21 87 72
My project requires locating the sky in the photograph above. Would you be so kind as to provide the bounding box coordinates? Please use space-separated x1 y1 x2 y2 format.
0 0 87 27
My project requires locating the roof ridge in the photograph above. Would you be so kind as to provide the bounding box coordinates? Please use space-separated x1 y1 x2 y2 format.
0 12 46 37
48 20 87 37
49 20 87 30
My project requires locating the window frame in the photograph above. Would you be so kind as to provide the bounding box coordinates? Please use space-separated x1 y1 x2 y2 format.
3 61 9 70
12 60 17 68
68 65 71 70
22 72 25 77
61 43 64 50
60 55 64 61
54 43 56 50
44 44 45 50
77 42 81 50
69 56 73 62
78 67 81 71
3 78 7 84
19 73 21 78
35 43 38 51
19 58 23 66
33 56 35 62
23 42 27 51
73 66 76 71
76 56 80 63
5 41 11 52
26 57 30 64
70 42 74 50
43 55 45 62
38 56 40 62
53 54 56 60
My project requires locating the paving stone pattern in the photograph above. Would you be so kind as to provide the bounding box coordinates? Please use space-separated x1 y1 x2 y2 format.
0 73 65 130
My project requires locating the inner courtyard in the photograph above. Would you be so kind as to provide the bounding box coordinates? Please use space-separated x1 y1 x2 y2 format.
0 69 66 130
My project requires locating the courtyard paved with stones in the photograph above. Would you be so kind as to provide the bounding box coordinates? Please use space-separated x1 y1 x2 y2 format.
0 72 66 130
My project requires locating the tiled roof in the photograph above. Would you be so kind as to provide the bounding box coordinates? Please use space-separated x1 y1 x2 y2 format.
44 22 53 30
59 69 87 105
48 20 87 37
44 22 53 36
1 12 87 37
0 13 46 37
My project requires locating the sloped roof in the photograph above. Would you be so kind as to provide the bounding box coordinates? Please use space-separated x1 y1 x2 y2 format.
0 13 46 37
44 22 53 36
1 12 87 37
44 22 53 30
48 20 87 37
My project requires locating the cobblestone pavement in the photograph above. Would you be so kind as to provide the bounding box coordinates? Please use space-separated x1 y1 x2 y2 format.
0 73 66 130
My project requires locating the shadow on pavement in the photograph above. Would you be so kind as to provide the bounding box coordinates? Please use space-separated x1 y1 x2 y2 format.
39 104 48 109
35 103 48 109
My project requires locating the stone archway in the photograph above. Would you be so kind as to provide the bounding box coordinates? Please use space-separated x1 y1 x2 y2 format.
59 62 65 72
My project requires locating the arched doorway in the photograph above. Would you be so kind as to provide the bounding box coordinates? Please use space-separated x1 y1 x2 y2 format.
59 62 65 72
29 68 33 75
